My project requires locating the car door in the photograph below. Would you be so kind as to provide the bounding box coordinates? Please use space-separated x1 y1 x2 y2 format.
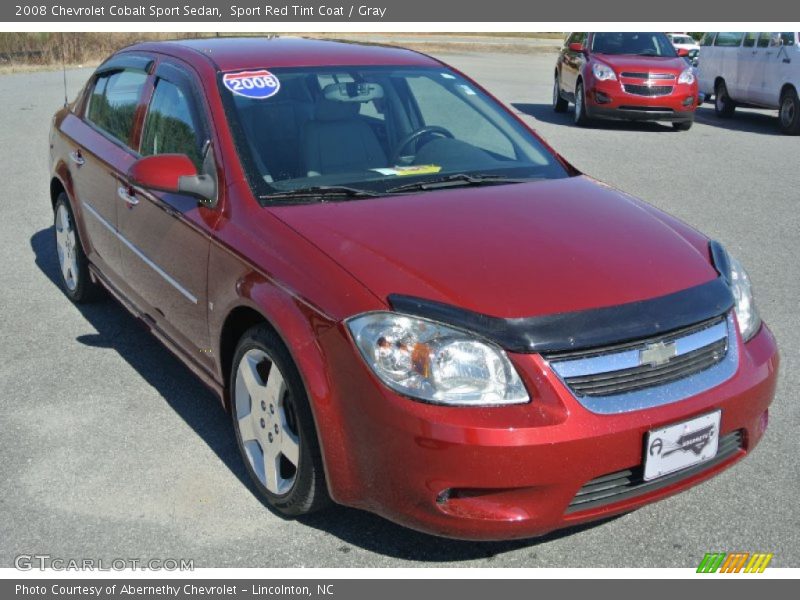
59 57 152 282
560 32 587 96
117 60 218 371
735 32 760 101
758 32 797 107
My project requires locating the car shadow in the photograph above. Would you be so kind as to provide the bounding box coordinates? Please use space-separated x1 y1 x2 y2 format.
30 227 257 493
512 102 674 132
693 104 783 136
31 226 622 562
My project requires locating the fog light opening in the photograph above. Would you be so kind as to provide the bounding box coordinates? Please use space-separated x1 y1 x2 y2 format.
683 96 695 106
595 91 612 104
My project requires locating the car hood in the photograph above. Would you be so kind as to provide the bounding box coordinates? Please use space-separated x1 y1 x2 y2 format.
271 176 717 319
592 53 689 73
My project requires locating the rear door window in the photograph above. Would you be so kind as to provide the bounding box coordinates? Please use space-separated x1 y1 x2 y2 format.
714 32 745 47
743 33 758 48
86 69 148 147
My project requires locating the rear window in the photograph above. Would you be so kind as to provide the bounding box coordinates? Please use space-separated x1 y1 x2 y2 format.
86 69 147 146
714 32 744 47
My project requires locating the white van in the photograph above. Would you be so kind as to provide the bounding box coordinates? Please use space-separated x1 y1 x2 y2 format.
698 32 800 134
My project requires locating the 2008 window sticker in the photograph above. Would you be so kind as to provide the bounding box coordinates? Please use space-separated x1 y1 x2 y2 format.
222 70 280 99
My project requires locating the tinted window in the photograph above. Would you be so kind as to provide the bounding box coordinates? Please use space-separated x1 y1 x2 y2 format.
86 69 147 145
220 65 569 200
714 32 744 47
757 33 772 48
406 75 515 159
140 79 204 169
591 33 677 57
700 32 717 46
743 32 757 48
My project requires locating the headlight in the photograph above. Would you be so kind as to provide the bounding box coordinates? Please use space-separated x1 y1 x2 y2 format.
592 61 617 81
346 312 529 406
711 242 762 341
678 68 696 84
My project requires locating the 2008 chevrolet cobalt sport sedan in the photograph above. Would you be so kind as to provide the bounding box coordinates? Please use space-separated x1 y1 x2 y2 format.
49 37 778 540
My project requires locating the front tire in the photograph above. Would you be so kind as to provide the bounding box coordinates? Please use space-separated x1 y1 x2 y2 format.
778 87 800 135
553 74 568 113
574 81 591 126
714 80 736 118
672 120 693 131
53 193 101 303
231 325 330 516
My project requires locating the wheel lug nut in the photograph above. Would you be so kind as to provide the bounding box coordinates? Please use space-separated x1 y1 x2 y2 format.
260 400 266 411
268 433 273 443
274 424 279 434
269 404 275 414
259 418 266 429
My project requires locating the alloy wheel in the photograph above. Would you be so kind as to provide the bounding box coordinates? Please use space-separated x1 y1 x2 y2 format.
55 203 79 291
234 348 300 495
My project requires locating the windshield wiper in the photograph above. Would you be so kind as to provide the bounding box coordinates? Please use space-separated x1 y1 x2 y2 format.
262 185 383 202
386 173 535 194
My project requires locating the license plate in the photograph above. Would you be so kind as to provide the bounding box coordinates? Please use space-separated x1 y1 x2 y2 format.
644 411 721 481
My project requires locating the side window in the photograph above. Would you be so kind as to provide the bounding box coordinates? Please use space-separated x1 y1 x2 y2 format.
86 69 147 146
714 32 745 47
566 32 586 47
700 32 717 46
757 33 772 48
140 79 204 169
405 75 515 159
774 32 795 47
743 33 758 48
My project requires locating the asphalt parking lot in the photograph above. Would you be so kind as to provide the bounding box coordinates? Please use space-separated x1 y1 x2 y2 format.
1 49 798 568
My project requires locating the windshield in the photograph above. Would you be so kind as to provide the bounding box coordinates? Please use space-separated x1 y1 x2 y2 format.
671 35 693 45
218 65 570 202
592 32 678 57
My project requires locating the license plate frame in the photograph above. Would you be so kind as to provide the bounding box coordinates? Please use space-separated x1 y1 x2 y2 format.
644 411 721 481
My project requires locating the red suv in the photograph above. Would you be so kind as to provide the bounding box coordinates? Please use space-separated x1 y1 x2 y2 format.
49 37 777 540
554 32 700 130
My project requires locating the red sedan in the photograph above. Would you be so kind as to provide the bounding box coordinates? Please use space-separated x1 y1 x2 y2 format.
49 37 777 540
554 32 701 130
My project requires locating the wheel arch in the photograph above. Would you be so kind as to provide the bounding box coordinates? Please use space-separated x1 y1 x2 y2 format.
214 286 361 505
780 82 797 99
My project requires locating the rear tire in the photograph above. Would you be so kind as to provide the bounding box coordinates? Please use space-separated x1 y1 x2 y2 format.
672 120 693 131
230 324 330 516
53 193 102 303
714 81 736 118
778 87 800 135
574 81 591 126
553 74 568 113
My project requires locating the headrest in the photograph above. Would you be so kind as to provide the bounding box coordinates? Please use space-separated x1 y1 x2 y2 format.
314 98 360 121
323 82 384 103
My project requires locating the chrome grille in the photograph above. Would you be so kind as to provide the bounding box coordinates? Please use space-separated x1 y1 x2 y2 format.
623 84 674 97
566 430 744 513
547 313 737 414
565 336 727 397
620 72 675 80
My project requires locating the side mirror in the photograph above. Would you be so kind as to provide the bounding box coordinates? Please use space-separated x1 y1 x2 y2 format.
568 42 586 53
128 154 216 202
677 47 690 57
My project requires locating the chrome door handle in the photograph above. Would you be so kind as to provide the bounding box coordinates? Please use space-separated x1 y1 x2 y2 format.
69 150 85 166
117 186 139 206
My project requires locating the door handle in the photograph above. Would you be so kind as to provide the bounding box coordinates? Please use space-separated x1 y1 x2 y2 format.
69 150 85 166
117 185 139 207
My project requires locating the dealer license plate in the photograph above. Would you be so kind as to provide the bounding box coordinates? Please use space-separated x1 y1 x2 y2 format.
643 411 721 481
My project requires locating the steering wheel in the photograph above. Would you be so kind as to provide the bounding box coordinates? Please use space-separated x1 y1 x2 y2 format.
390 126 454 165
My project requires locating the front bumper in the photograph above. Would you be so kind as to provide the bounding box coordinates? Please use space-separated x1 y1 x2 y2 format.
586 77 700 123
319 322 778 541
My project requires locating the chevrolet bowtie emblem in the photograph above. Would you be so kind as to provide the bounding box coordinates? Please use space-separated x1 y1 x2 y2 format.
639 341 677 367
